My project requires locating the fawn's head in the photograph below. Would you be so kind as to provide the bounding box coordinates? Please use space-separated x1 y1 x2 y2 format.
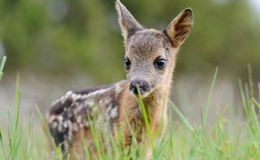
116 0 193 97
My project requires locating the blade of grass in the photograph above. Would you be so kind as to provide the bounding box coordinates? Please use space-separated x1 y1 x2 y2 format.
170 101 194 132
13 74 21 135
0 56 6 80
0 56 8 159
26 117 33 160
239 80 248 111
248 64 254 97
8 74 22 159
0 56 6 71
253 98 260 108
137 88 155 158
35 105 56 149
137 88 151 136
201 68 218 127
257 82 260 101
0 129 8 160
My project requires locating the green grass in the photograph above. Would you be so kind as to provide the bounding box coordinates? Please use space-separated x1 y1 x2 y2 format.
0 56 6 81
1 57 260 160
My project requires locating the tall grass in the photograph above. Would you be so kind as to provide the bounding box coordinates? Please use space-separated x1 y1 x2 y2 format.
0 58 260 159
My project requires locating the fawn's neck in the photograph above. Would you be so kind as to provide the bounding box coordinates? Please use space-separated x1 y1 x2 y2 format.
142 50 177 131
143 69 174 131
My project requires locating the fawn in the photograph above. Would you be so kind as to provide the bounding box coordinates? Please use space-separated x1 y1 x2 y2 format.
46 0 193 159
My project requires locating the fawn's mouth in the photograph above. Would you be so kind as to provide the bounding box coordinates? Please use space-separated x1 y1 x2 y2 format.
129 87 152 98
129 80 151 96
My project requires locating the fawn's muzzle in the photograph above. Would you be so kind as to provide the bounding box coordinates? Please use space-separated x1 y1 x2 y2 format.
130 80 150 96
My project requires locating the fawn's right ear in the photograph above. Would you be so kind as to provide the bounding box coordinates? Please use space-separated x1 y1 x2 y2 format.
115 0 143 40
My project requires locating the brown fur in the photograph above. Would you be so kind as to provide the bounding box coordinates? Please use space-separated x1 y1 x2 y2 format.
46 0 193 159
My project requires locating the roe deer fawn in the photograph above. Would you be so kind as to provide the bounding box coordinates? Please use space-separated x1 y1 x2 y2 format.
46 0 193 159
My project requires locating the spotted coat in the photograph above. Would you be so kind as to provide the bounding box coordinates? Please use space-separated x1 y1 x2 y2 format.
46 81 125 152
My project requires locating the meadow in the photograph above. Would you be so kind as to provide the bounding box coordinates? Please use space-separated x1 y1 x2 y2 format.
1 0 260 159
1 57 260 160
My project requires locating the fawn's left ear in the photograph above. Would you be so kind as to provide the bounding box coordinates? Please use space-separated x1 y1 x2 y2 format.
165 8 193 47
115 0 143 40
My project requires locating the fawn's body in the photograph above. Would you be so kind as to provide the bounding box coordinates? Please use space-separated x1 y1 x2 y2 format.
46 0 193 159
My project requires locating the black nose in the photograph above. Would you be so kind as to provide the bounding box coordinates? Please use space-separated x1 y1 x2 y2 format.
130 80 149 95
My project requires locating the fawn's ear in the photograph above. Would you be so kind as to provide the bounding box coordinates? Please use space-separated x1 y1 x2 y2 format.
115 0 143 40
165 8 193 47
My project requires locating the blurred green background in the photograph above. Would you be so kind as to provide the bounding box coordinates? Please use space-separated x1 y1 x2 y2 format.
1 0 259 83
1 1 260 159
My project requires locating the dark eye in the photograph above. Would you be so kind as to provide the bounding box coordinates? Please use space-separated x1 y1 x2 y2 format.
154 58 167 70
124 57 131 70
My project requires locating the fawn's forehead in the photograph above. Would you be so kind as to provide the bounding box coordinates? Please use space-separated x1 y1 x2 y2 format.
126 29 171 59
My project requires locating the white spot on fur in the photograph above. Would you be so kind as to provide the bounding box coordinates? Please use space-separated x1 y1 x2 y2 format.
68 120 73 141
86 99 95 108
84 87 111 99
99 97 111 106
76 116 82 123
63 121 68 128
110 107 118 119
52 121 58 128
57 115 63 121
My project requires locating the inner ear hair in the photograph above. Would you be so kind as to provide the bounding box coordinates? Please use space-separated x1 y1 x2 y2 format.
165 8 193 47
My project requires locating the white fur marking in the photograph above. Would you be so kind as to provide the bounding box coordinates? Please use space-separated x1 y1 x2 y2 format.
110 107 118 119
